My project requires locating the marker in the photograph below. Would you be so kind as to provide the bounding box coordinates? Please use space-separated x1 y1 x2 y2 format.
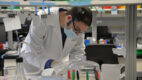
68 70 71 79
73 69 75 79
86 70 89 80
94 68 99 80
76 70 80 80
94 68 97 80
72 70 75 80
96 70 99 80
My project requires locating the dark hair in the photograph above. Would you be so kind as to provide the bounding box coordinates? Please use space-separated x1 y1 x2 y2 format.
67 7 92 26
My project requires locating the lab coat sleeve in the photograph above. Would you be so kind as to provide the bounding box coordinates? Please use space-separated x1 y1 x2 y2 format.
69 33 86 60
21 18 47 70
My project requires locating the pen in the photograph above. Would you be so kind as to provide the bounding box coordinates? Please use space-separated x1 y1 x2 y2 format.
76 70 80 80
96 70 99 80
94 67 99 80
72 70 75 80
86 70 89 80
68 70 71 79
94 68 97 80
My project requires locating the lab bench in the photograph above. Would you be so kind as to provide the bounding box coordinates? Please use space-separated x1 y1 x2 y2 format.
0 48 142 80
1 61 96 80
0 50 142 80
1 58 99 80
1 57 142 80
0 53 19 76
0 58 122 80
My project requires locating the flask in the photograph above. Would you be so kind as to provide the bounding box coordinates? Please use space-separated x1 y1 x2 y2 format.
14 57 26 80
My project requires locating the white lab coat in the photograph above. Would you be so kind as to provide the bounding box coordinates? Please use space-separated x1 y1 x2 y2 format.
21 8 85 73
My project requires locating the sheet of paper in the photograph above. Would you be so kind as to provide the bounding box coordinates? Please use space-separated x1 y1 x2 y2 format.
3 16 21 32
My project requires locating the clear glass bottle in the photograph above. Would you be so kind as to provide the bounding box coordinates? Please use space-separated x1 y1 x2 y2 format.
14 57 26 80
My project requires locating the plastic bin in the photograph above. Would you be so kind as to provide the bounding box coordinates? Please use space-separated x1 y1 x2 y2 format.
119 6 126 9
0 44 3 50
137 5 141 8
136 49 142 56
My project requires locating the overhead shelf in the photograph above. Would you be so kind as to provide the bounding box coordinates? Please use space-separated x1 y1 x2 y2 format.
0 0 142 7
90 0 142 6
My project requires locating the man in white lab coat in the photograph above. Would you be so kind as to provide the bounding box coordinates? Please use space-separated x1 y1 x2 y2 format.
21 7 92 73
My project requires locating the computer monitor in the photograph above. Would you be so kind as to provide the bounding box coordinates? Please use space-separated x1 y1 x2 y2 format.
0 22 6 44
85 44 118 68
0 17 31 43
13 17 31 41
97 26 113 44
